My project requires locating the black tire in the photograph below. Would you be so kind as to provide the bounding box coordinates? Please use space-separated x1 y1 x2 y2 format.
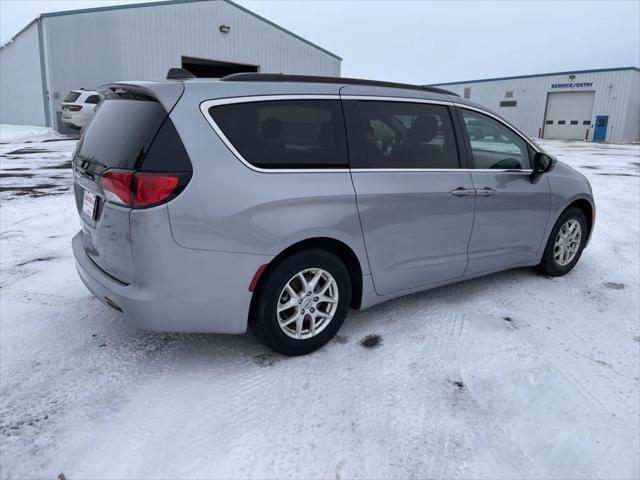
251 249 351 356
537 207 588 276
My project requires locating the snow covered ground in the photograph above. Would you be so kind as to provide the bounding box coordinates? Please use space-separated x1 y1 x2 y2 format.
0 125 69 144
1 133 639 479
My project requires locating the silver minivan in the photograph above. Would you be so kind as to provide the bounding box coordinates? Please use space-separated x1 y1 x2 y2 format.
72 73 595 355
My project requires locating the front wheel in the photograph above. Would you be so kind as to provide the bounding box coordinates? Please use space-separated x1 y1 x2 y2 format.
537 207 588 276
251 249 351 356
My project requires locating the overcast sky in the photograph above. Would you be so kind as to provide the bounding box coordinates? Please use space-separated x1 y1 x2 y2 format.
1 0 638 84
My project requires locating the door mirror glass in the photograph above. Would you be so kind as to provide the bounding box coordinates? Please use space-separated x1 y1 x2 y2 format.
533 152 554 173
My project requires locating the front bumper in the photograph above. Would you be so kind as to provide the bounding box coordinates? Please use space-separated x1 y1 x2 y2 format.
73 228 271 334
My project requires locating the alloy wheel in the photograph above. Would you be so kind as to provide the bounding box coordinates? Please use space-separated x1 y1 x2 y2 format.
276 268 339 340
554 219 582 266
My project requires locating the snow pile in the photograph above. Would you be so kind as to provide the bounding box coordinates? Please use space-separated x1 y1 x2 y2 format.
0 124 65 143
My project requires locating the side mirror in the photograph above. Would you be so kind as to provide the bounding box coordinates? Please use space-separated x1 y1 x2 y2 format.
532 152 554 174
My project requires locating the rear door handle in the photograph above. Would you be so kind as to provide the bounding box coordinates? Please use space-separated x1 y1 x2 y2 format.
450 187 476 197
476 188 497 197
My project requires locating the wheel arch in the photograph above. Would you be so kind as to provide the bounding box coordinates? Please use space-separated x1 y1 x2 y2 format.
538 194 595 260
251 237 364 311
564 197 595 239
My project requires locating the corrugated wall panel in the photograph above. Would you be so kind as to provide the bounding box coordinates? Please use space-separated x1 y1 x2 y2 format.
621 71 640 142
0 22 46 126
437 69 639 143
40 0 341 126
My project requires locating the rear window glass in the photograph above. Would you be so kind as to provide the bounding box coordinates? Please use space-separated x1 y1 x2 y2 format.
142 119 192 172
75 98 167 169
209 100 348 169
64 91 81 103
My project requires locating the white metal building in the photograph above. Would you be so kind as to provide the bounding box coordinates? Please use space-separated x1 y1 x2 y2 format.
0 0 341 131
433 67 640 143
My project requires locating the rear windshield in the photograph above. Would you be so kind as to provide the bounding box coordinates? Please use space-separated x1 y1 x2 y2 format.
75 97 167 170
64 91 81 103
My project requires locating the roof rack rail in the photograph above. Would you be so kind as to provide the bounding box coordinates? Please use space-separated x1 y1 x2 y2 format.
167 68 196 80
220 73 458 96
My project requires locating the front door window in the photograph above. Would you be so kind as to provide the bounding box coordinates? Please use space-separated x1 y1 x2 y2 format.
462 109 529 169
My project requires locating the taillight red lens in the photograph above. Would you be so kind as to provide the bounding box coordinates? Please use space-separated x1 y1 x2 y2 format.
68 105 82 112
133 174 179 207
99 170 180 208
100 170 133 205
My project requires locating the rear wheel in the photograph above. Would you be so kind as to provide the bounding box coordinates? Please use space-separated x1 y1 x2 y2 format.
251 249 351 356
537 207 588 276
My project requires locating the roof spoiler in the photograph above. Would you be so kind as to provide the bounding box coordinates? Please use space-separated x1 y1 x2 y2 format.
167 68 196 80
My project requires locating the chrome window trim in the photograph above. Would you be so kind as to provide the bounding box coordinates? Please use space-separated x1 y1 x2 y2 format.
472 169 533 173
351 168 533 173
200 94 540 174
455 102 541 153
200 95 349 174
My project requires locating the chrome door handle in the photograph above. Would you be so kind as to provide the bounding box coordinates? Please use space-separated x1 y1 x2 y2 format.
450 187 476 197
477 188 497 197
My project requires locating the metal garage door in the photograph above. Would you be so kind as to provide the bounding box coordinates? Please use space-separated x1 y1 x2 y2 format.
543 91 595 140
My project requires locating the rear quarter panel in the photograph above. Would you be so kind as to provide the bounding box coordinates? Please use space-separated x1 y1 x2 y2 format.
165 82 370 274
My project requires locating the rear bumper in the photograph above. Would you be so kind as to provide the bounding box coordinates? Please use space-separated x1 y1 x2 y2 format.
62 114 90 129
61 118 81 129
73 229 271 334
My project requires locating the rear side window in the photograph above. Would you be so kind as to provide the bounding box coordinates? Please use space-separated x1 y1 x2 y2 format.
85 95 100 104
352 101 459 169
209 100 348 169
75 94 190 172
64 91 81 103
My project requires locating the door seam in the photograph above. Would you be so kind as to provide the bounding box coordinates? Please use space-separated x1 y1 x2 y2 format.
461 172 477 277
338 86 376 290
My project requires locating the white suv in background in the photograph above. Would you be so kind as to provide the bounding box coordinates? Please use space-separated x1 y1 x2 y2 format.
61 90 101 130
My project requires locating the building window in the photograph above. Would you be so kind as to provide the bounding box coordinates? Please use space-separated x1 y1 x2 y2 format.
570 120 578 125
499 100 517 107
505 90 514 98
545 120 553 125
558 120 566 125
463 87 471 99
583 120 591 125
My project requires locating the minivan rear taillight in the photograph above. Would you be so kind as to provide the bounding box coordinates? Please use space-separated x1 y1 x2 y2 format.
135 175 179 207
100 169 186 208
67 105 82 112
101 170 134 205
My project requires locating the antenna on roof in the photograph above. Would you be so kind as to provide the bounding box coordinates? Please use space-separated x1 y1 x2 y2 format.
167 68 196 80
